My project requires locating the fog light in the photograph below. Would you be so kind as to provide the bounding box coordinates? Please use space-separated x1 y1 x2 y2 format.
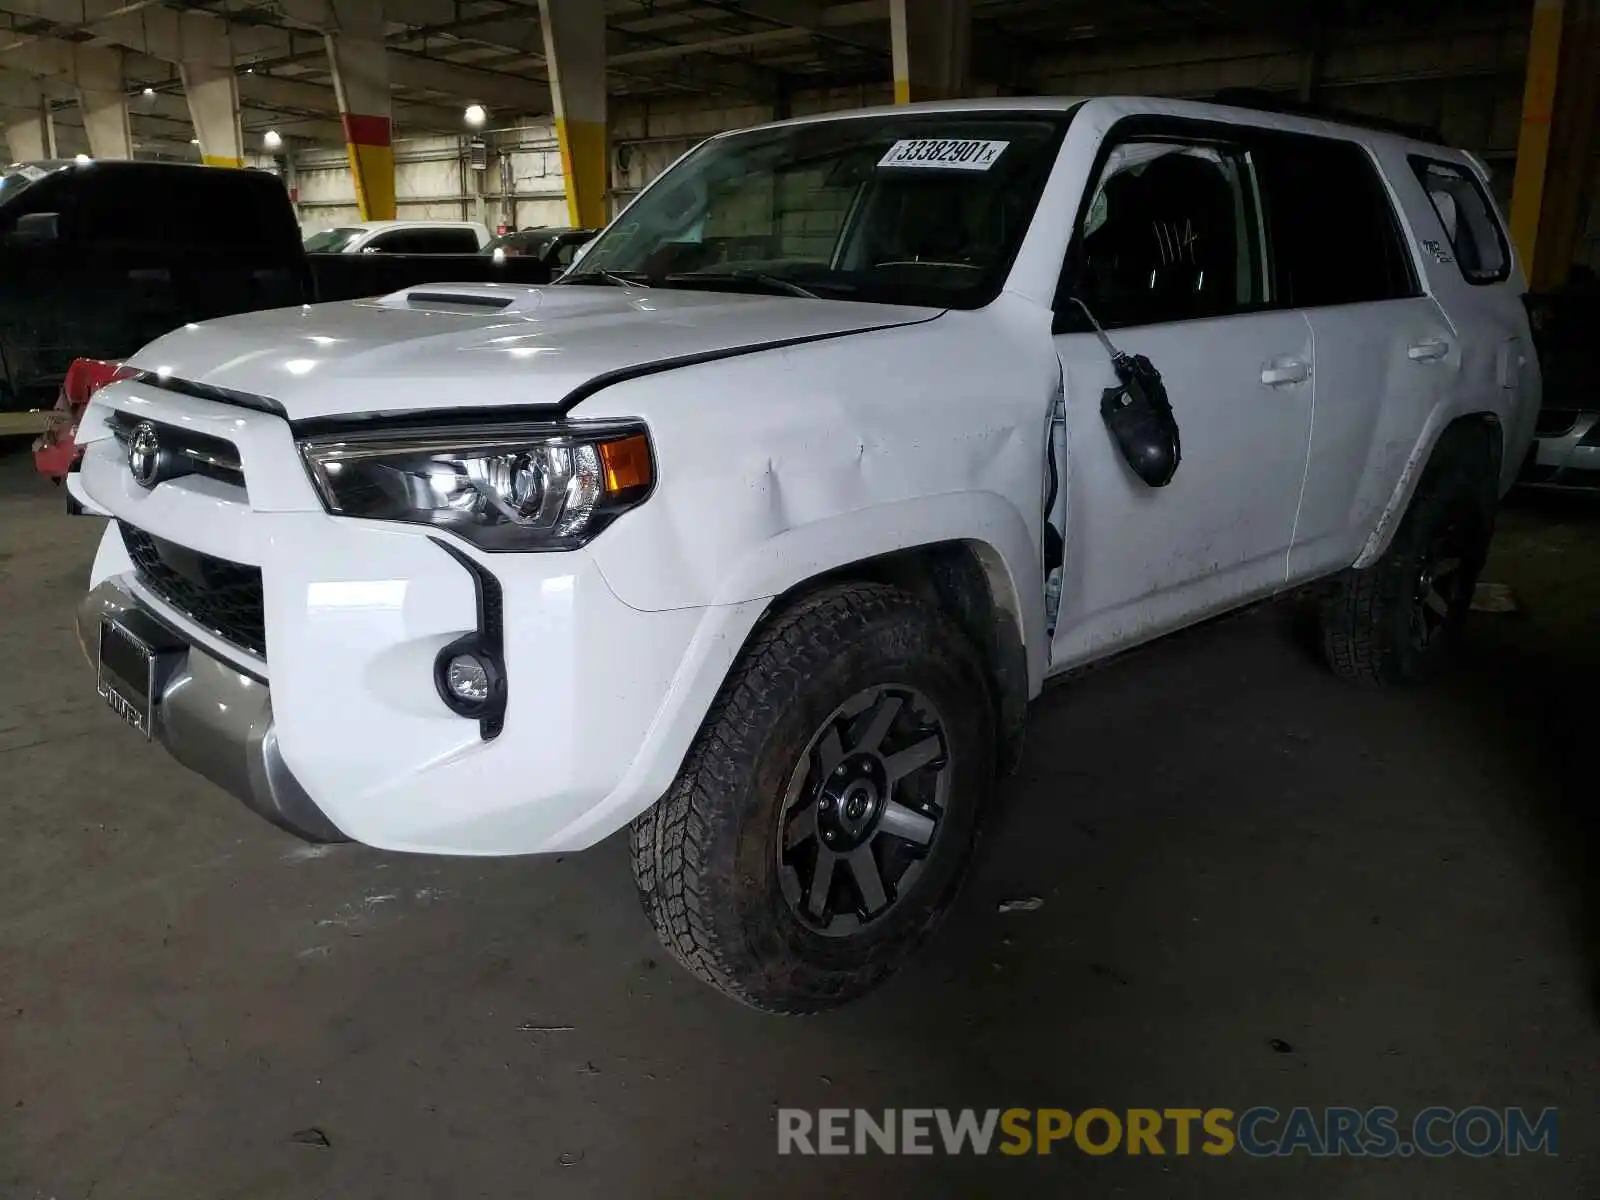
446 653 491 703
433 635 504 725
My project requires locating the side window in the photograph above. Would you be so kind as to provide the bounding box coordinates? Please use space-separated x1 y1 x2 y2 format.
1408 157 1509 284
1071 139 1270 328
367 229 477 254
1254 136 1418 308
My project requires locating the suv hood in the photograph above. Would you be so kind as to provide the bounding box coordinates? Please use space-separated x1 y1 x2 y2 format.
125 284 942 422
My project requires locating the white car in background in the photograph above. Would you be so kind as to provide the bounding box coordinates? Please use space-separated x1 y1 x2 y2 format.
302 219 492 254
73 96 1536 1013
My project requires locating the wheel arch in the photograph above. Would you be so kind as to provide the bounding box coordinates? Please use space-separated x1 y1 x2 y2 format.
1353 412 1503 568
765 538 1034 774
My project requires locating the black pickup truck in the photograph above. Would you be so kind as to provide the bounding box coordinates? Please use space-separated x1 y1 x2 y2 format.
0 159 559 426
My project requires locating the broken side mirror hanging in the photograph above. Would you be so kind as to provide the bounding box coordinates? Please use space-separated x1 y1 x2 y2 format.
1070 297 1181 487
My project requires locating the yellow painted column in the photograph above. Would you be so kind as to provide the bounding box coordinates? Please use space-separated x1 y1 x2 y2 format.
325 26 396 221
1509 0 1599 288
342 112 396 220
891 0 971 103
538 0 608 229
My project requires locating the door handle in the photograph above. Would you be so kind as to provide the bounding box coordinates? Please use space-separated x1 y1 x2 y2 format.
1260 359 1309 386
1408 338 1451 362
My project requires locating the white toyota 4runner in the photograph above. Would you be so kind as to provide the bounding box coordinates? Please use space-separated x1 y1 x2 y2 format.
72 97 1538 1011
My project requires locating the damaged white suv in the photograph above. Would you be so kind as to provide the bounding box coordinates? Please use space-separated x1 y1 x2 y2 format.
73 97 1538 1011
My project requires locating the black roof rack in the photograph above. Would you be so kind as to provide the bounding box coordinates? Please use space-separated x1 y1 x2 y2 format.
1208 88 1446 145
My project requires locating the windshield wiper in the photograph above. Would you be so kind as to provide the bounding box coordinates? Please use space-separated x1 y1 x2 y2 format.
663 271 820 300
562 269 652 289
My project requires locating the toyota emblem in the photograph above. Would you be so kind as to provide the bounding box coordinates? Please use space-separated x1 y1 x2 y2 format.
128 421 163 489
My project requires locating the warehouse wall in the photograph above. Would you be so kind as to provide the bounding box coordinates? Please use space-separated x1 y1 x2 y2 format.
294 123 569 235
282 12 1596 274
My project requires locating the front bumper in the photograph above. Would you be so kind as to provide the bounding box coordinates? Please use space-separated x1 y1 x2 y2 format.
73 380 769 855
76 580 347 843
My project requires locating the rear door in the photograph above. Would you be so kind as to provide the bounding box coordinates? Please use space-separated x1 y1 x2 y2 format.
1252 133 1455 580
1048 121 1315 670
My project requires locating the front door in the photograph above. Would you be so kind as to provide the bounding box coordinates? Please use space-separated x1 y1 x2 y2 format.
1046 127 1314 671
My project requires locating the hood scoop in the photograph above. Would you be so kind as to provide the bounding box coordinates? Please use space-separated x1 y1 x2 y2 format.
379 283 532 313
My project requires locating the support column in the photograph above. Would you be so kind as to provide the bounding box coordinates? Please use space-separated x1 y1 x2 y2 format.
324 0 394 220
72 45 132 159
3 98 48 161
1509 0 1600 288
179 17 243 167
890 0 970 104
538 0 607 229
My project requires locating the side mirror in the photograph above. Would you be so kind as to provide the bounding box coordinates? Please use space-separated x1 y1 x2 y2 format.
10 211 59 244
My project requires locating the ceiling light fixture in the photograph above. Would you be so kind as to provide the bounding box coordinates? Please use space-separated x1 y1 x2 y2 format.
464 103 487 127
263 129 283 150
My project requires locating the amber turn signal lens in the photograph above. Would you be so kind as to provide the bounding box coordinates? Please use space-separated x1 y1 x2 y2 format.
599 433 652 494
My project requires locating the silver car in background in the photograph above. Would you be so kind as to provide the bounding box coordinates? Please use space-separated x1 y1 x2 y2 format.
1520 283 1600 490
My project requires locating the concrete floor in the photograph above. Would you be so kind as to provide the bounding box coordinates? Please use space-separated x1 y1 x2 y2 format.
1 446 1596 1198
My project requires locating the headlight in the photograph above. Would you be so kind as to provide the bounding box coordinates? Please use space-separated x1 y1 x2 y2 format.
298 421 654 551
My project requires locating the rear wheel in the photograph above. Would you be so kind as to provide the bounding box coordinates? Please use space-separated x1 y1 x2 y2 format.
630 582 994 1013
1319 427 1497 686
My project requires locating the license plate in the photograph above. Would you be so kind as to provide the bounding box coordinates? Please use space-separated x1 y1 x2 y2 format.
98 619 158 736
97 614 184 738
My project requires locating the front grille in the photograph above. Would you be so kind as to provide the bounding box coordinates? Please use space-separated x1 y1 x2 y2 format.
120 523 266 659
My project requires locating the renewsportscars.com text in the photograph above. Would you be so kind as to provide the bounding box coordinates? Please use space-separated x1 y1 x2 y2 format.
777 1106 1558 1157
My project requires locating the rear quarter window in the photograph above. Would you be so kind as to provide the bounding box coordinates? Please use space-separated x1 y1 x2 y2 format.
1408 156 1510 284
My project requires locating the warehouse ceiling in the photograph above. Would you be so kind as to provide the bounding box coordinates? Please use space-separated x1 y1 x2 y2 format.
0 0 1530 153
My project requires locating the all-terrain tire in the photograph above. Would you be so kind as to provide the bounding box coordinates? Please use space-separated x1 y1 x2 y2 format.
630 582 995 1013
1319 425 1498 686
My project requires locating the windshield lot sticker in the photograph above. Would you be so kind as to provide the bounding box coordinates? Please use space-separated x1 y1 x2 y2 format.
878 139 1009 171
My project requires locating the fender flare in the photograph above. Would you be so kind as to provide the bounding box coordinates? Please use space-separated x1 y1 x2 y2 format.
1353 410 1502 568
710 490 1048 694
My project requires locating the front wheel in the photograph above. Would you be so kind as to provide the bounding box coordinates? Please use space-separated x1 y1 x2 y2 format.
630 582 995 1013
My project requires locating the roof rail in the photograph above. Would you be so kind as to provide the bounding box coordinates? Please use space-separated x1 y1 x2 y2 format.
1208 88 1446 145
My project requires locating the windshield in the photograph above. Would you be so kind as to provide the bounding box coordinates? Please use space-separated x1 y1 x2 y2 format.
303 226 364 253
565 112 1070 308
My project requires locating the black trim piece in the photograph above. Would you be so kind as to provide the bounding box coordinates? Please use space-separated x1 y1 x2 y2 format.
287 314 944 436
406 291 515 309
430 537 507 740
138 373 289 418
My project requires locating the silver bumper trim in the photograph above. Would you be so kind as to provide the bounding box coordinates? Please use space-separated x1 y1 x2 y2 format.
77 580 347 843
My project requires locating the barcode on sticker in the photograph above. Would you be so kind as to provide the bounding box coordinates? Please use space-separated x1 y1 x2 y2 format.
878 139 1009 171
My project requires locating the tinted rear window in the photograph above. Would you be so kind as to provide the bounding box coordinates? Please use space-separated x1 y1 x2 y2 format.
71 166 300 258
1254 136 1419 308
